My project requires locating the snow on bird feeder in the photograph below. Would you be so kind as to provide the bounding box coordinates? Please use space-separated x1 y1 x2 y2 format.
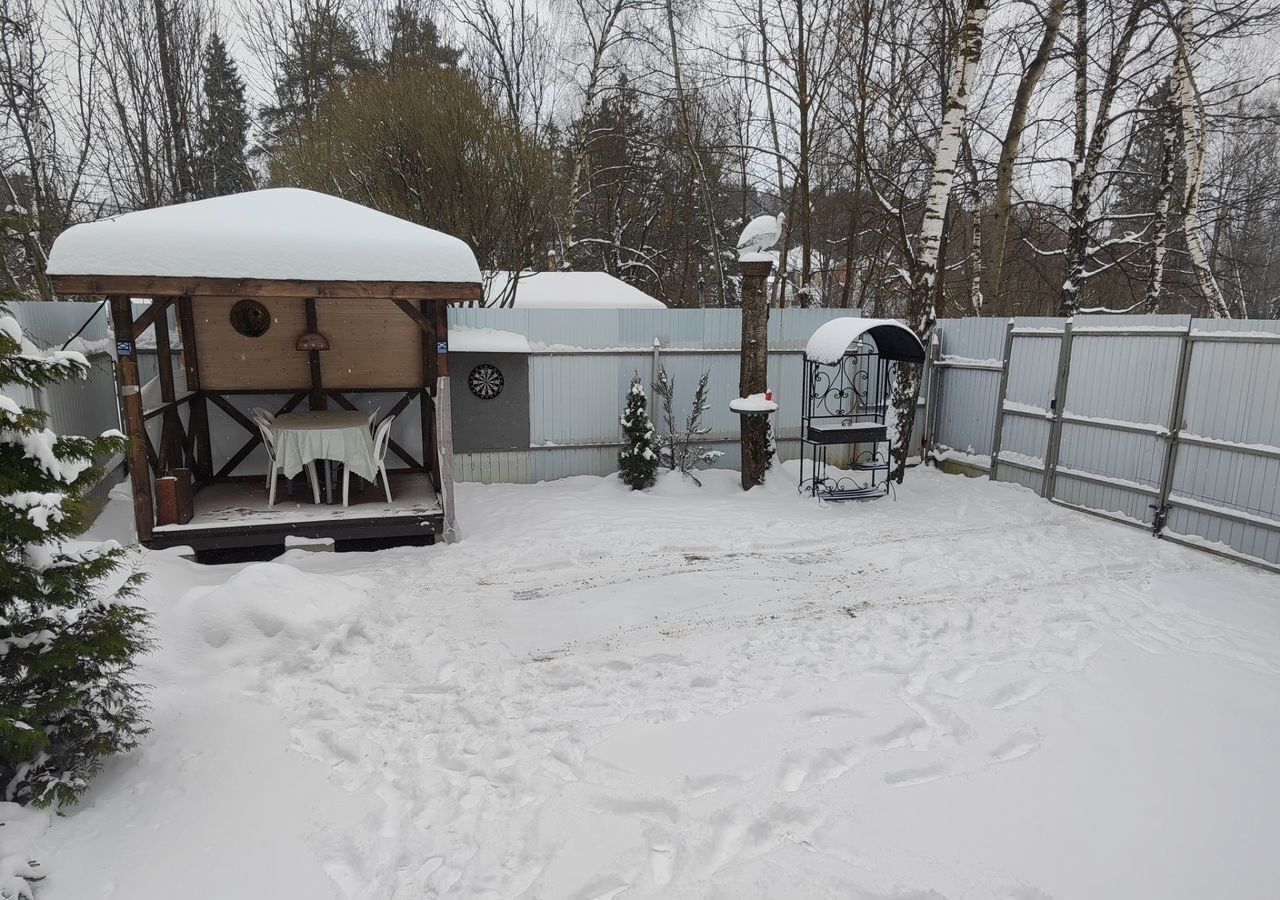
729 391 778 417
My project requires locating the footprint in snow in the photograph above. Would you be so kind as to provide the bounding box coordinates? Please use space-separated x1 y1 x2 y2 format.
989 730 1041 763
650 844 676 886
989 678 1048 710
883 761 952 787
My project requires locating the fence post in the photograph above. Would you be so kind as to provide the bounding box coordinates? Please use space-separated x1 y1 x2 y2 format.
650 336 661 410
921 330 943 462
988 318 1016 481
1153 326 1195 535
1042 318 1075 499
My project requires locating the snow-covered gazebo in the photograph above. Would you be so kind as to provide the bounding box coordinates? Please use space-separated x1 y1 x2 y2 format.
47 188 482 556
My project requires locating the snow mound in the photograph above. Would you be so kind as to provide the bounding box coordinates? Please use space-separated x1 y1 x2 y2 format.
47 188 482 284
0 802 50 899
159 562 373 672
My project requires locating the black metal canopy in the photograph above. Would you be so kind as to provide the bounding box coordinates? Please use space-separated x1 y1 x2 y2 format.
804 317 926 365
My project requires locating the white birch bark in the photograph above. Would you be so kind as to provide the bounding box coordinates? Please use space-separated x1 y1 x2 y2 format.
889 0 988 481
1173 1 1231 318
1144 86 1179 313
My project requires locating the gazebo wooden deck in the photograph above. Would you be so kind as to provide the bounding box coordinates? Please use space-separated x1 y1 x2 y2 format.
46 189 481 557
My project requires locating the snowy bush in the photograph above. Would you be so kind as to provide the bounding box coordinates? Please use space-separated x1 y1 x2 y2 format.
652 367 723 486
617 373 658 490
0 302 151 814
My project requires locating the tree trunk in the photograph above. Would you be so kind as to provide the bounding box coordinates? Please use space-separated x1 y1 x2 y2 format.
758 0 789 307
1173 0 1231 318
889 0 989 482
1144 85 1178 313
1058 0 1146 316
562 0 626 269
738 259 772 489
664 0 727 307
153 0 195 202
985 0 1065 303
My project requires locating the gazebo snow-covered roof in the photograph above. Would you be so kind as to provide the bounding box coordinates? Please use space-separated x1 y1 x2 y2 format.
804 317 926 365
47 188 481 286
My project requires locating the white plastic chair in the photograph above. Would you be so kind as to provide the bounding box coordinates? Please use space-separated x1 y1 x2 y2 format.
258 416 320 507
344 414 395 506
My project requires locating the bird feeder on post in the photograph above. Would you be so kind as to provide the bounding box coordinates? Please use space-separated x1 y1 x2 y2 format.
736 251 775 490
733 212 784 491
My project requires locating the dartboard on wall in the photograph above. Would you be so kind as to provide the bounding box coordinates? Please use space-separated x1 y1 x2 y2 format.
468 363 505 400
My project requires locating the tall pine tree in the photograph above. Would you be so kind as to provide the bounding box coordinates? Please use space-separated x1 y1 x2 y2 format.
261 1 372 146
384 1 460 74
197 33 253 198
0 264 152 808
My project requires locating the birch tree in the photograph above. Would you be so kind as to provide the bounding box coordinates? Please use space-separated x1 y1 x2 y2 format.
889 0 989 482
1171 0 1230 317
1057 0 1153 316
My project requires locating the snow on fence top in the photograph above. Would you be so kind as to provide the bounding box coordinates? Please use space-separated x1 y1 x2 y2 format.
484 271 666 309
46 188 482 284
805 317 926 364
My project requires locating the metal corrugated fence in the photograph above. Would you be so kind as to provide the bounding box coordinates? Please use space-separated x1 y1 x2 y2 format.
929 314 1280 571
448 308 929 484
6 300 123 515
11 299 1277 571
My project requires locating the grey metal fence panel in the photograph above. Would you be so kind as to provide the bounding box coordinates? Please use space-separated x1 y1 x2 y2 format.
991 317 1063 489
452 308 865 482
5 300 109 347
7 301 121 441
930 318 1007 469
1164 319 1280 566
934 368 1000 464
1045 316 1190 525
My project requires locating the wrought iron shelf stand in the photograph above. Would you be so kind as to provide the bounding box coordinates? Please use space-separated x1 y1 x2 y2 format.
799 340 894 500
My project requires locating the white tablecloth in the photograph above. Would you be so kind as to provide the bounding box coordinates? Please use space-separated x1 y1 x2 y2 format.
272 410 377 482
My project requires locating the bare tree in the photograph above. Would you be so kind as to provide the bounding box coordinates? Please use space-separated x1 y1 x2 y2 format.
984 0 1066 304
0 0 99 299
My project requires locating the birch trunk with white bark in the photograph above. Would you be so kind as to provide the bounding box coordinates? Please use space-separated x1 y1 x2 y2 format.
1144 87 1179 313
1173 1 1231 318
889 0 988 482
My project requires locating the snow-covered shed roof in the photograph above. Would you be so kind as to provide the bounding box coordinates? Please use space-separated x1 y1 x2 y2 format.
46 188 481 285
449 328 531 354
805 317 926 364
485 271 666 309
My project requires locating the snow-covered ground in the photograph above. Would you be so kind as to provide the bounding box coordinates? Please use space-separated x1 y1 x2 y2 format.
9 464 1280 899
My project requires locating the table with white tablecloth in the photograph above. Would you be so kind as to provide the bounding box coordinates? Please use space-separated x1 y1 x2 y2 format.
271 410 377 492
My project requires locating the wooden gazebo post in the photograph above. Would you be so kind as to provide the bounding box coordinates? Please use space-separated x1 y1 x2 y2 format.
107 295 155 542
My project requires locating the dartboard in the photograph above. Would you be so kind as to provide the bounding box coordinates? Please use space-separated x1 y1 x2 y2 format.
468 363 504 400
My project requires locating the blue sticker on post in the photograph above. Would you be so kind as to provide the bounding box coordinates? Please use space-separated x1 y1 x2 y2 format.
437 340 448 354
117 339 134 358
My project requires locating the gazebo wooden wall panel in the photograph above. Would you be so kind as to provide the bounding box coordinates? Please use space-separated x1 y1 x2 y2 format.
192 296 424 391
194 296 311 389
315 298 423 389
